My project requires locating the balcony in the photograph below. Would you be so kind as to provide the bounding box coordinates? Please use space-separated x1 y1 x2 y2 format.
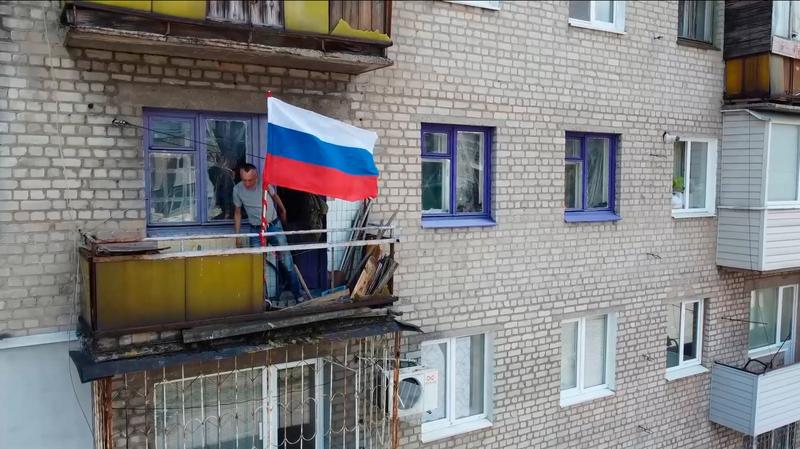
717 109 800 272
78 225 399 336
709 361 800 436
61 0 393 74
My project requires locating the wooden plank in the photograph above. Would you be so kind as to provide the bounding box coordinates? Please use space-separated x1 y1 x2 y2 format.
352 254 378 298
359 0 373 31
288 288 350 310
329 0 343 31
343 0 357 28
371 0 384 33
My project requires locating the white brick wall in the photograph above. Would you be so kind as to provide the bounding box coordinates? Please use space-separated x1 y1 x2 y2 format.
1 0 798 448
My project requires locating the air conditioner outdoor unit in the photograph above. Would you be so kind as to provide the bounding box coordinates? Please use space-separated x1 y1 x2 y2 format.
383 365 439 420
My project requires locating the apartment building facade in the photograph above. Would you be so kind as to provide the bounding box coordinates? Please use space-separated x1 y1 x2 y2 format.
1 1 800 449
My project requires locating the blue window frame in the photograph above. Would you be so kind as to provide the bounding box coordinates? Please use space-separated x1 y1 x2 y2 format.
564 132 620 222
144 108 264 229
420 123 494 228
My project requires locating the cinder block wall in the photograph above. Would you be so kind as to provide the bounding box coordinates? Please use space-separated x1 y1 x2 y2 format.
1 1 795 448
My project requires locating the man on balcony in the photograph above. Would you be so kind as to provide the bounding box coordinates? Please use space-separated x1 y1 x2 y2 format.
233 163 303 301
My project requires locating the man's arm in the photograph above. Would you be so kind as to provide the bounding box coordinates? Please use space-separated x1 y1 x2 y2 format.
271 191 288 224
234 206 244 247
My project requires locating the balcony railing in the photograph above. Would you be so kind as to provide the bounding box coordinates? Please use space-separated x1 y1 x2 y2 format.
709 361 800 436
61 0 393 74
79 225 398 335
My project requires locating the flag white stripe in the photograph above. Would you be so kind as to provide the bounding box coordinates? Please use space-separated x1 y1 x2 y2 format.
267 97 377 153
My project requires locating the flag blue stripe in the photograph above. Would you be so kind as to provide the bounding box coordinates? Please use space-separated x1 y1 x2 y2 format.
267 123 379 177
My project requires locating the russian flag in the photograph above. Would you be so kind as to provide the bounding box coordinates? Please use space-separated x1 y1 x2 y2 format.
264 97 379 201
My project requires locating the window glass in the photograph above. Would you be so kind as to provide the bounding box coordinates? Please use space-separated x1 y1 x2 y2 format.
594 0 614 22
679 0 714 42
673 142 687 209
780 286 795 343
421 342 448 422
768 124 799 202
583 316 607 388
566 138 581 158
152 118 193 148
565 162 582 209
750 288 779 350
689 142 708 209
277 365 316 449
666 304 681 368
683 302 699 362
206 119 248 221
454 334 485 419
561 321 578 390
149 152 197 223
775 1 791 38
569 0 590 20
422 160 451 214
586 137 610 209
423 132 448 154
456 131 485 213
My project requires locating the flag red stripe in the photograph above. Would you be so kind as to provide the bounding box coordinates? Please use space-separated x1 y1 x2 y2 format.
263 154 378 201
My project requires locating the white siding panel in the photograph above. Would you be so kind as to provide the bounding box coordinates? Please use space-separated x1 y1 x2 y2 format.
762 208 800 271
709 364 757 435
716 208 764 270
753 363 800 435
720 111 766 208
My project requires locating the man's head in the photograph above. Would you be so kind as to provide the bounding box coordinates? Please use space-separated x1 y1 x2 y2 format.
239 163 258 190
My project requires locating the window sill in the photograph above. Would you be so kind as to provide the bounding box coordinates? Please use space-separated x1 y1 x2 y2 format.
671 209 716 219
568 18 625 35
676 37 718 51
559 388 615 407
665 364 709 382
420 418 493 443
748 345 789 360
564 211 621 223
421 216 496 229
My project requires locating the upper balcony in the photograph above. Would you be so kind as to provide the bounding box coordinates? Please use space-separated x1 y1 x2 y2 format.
724 0 800 105
709 360 800 436
60 0 393 74
78 224 399 340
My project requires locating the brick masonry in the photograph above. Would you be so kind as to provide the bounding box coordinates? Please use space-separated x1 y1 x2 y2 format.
1 1 799 448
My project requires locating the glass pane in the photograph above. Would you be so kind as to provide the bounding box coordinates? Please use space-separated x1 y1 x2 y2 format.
149 152 197 223
775 1 790 38
683 302 700 362
566 138 581 158
666 303 680 368
780 287 795 343
569 0 590 20
422 160 451 214
583 316 607 388
152 118 193 148
586 137 610 209
768 124 799 201
423 132 448 154
561 321 578 390
206 119 248 221
454 334 485 419
277 365 316 449
750 288 779 350
673 142 687 209
565 162 582 209
594 0 614 23
688 142 708 209
421 342 447 422
793 3 800 40
456 131 484 213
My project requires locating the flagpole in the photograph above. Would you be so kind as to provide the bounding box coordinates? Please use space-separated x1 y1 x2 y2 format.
262 91 271 305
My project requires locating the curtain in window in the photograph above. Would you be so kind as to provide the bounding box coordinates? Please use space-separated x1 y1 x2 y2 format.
421 343 448 422
586 138 609 209
454 335 485 419
583 316 607 388
456 132 484 213
561 322 578 389
750 288 779 350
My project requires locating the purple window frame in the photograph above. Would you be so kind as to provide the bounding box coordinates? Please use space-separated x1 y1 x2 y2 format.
420 123 494 228
564 132 620 223
144 108 266 232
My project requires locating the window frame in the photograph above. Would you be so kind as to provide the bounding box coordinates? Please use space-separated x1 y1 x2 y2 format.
144 108 264 230
677 0 715 45
773 0 800 41
672 138 718 218
748 285 798 360
765 121 800 206
666 299 705 375
568 0 626 34
420 333 494 443
420 123 494 228
560 314 618 407
152 359 326 449
564 131 620 222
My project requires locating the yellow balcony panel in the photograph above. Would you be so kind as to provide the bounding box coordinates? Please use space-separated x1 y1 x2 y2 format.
152 0 206 20
185 254 263 321
85 0 152 12
285 1 329 34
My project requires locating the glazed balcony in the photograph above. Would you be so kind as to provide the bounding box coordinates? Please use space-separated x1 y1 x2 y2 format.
61 0 393 74
78 225 398 336
709 361 800 436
